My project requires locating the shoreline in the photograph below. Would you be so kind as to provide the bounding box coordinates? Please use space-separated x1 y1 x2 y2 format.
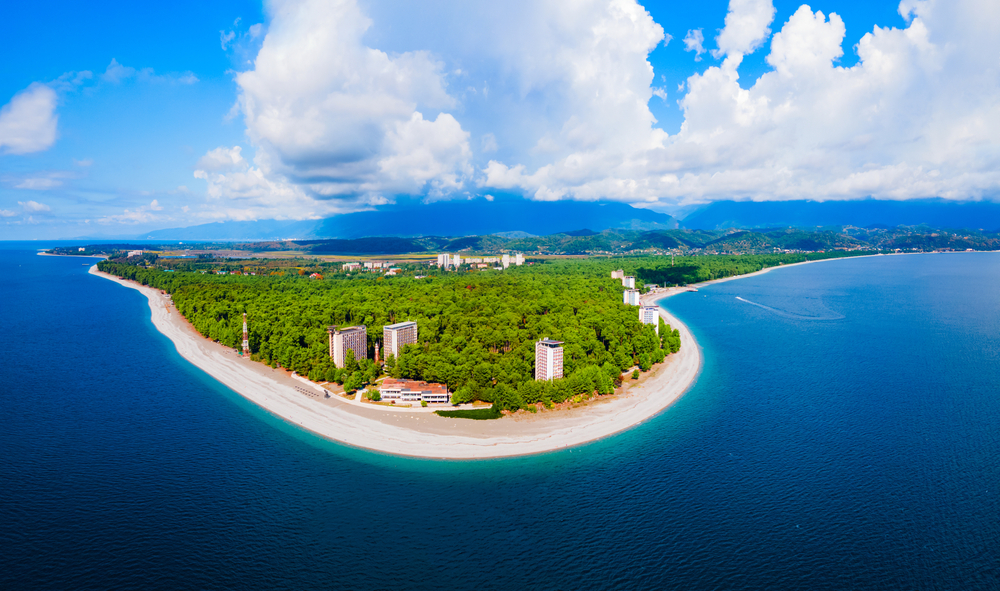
89 265 702 459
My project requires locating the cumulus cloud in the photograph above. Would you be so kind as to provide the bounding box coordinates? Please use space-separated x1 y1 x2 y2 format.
199 0 1000 219
0 83 58 155
196 146 247 172
683 29 706 60
711 0 776 59
233 0 468 204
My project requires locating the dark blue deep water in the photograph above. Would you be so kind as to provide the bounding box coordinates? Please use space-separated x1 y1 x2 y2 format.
1 244 998 590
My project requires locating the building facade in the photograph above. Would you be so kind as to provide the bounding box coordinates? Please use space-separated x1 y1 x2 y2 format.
622 276 636 289
515 253 525 266
624 289 640 306
611 269 625 280
378 378 450 404
535 339 564 381
328 325 368 368
640 306 660 334
383 320 418 359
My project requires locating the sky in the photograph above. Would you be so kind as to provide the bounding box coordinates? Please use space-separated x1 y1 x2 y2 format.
2 0 998 239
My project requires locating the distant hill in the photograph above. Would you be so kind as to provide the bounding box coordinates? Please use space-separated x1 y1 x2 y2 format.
682 199 1000 231
139 199 677 241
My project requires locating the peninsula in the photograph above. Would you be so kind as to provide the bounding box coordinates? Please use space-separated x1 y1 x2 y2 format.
82 247 869 458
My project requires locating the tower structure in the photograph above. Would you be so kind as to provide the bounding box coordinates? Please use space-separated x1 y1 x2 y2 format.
535 339 564 381
242 313 250 356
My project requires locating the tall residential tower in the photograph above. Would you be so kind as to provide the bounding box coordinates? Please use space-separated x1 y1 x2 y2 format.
535 339 564 381
383 321 418 360
328 325 368 368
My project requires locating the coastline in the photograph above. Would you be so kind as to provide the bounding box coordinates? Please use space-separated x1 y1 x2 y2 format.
89 264 702 459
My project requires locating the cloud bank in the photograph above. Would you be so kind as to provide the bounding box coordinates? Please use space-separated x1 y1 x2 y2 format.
197 0 1000 218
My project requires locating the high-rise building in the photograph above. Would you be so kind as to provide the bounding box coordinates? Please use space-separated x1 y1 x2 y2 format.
535 339 564 381
383 321 418 359
611 269 625 280
640 306 660 335
328 325 367 368
502 254 510 269
436 253 450 268
622 276 636 288
624 289 640 306
515 253 525 266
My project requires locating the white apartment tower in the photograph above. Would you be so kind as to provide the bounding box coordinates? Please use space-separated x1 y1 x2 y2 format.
383 321 418 359
502 254 510 269
624 289 640 306
328 325 368 368
535 339 564 381
622 276 636 289
640 306 660 335
515 253 525 266
611 269 625 280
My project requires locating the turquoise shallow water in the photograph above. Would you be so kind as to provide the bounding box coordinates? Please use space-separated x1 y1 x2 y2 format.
1 245 998 589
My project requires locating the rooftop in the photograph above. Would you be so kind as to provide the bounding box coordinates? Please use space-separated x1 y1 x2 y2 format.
384 320 417 330
328 325 366 334
379 378 448 394
538 339 563 346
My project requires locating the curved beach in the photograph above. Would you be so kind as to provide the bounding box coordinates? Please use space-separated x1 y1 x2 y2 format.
91 265 701 459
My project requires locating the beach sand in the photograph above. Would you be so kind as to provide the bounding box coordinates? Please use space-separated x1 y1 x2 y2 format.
90 265 701 459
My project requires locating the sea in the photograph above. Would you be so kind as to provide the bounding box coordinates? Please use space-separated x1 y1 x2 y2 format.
1 243 997 590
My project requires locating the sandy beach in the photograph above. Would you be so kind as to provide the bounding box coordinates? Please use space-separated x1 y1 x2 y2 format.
89 264 701 459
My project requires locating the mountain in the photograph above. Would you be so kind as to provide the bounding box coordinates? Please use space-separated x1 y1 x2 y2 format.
682 199 1000 231
139 198 678 240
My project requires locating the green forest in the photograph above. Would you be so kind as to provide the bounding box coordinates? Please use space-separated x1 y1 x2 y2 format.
99 257 687 411
97 252 855 411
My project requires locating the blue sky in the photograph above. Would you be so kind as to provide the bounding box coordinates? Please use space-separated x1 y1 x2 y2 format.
2 0 995 239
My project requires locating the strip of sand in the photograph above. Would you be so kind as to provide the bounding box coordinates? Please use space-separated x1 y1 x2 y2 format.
89 264 702 459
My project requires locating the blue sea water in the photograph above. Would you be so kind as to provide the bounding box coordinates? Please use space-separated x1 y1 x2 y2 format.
1 244 998 590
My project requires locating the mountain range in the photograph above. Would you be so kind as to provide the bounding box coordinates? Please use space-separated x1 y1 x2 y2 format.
137 199 678 241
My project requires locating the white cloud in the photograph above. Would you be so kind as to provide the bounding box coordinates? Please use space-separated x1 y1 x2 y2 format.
0 83 58 155
233 0 466 204
196 146 247 172
0 209 17 217
19 200 51 212
98 200 164 224
102 58 136 84
683 29 706 61
102 58 198 85
712 0 776 59
201 0 1000 220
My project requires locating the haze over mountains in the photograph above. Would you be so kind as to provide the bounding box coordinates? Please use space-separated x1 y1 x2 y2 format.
137 199 678 241
682 199 1000 231
116 197 1000 242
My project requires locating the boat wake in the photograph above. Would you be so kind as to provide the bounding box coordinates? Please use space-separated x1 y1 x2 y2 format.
735 296 844 321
